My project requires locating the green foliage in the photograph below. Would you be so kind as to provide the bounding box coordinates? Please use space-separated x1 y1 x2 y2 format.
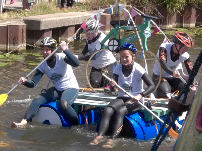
126 0 153 7
85 0 126 10
126 0 202 14
186 0 202 7
153 0 186 14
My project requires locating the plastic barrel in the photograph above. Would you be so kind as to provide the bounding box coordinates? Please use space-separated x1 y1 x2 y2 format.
123 112 167 140
33 102 102 127
78 108 101 125
32 101 71 127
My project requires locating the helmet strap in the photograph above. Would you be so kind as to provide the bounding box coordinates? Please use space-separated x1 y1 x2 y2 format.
174 43 182 54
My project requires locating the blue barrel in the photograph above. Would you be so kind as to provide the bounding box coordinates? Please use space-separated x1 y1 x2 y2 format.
123 112 167 140
33 102 102 127
33 102 182 141
32 101 71 127
78 109 101 125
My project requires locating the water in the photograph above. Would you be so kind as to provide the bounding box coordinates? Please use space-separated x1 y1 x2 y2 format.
0 35 201 151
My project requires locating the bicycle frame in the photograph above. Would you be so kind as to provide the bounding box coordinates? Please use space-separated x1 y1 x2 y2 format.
100 18 151 51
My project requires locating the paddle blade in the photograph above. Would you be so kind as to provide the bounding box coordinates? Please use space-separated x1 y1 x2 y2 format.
0 94 8 106
166 125 179 139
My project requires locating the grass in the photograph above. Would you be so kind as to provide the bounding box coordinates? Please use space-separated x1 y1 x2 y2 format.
0 1 89 20
161 27 202 36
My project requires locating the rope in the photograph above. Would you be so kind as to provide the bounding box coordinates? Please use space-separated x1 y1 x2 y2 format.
152 120 159 135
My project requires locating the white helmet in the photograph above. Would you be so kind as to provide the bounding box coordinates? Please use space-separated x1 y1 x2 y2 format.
86 19 100 33
40 37 57 48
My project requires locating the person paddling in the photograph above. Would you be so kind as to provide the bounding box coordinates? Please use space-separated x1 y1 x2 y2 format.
11 37 80 128
78 18 117 89
152 32 194 98
89 43 155 148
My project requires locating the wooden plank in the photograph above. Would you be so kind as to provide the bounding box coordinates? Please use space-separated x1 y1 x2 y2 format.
74 98 110 106
78 92 116 100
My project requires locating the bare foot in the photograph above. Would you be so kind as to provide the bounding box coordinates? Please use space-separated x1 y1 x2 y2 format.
102 139 115 149
11 119 28 128
89 136 104 145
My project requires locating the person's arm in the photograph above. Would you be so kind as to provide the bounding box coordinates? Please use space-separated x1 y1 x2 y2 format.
158 47 173 75
78 43 91 61
108 74 118 91
141 73 155 97
23 69 44 88
184 58 193 74
59 41 79 67
63 50 80 67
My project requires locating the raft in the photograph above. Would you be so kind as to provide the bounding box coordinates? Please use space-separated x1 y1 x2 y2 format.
32 92 185 141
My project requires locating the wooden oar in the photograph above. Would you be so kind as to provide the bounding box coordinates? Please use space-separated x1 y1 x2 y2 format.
102 73 179 139
0 45 61 107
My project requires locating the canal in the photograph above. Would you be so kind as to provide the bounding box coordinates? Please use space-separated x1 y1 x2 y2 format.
0 34 201 151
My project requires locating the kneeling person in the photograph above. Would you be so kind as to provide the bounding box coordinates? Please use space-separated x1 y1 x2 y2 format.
11 37 80 128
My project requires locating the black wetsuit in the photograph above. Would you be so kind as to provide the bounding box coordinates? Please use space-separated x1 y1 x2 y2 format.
153 45 193 98
23 50 80 125
97 64 155 139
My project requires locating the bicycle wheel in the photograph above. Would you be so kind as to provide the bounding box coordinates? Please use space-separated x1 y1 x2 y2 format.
85 49 120 92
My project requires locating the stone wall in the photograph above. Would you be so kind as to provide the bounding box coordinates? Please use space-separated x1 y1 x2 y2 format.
0 8 201 52
0 20 26 52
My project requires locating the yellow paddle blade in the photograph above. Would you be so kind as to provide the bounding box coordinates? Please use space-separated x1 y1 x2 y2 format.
0 94 8 106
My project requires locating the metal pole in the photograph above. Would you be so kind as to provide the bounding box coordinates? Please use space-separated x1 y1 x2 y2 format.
0 0 3 14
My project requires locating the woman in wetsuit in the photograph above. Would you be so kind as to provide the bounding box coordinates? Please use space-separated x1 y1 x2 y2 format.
89 43 155 148
11 37 80 128
152 32 194 98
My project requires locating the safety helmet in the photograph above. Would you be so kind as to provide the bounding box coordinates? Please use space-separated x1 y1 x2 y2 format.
118 43 137 54
172 32 193 48
40 37 57 49
85 18 99 33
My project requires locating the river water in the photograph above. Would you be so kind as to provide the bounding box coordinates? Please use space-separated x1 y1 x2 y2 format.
0 34 201 151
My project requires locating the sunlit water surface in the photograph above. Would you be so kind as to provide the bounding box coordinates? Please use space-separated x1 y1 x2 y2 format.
0 35 201 151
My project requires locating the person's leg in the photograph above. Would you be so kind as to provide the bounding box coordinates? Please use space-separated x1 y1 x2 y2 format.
61 0 65 8
167 78 185 93
57 88 79 125
102 102 127 149
89 106 114 145
66 0 73 7
111 106 128 138
90 67 102 88
155 78 171 98
11 87 59 128
90 99 124 145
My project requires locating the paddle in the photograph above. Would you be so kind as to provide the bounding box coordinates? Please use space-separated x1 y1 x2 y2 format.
102 73 179 139
0 24 82 107
0 45 61 106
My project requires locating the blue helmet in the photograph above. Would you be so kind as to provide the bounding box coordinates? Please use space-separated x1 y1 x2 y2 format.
118 43 137 54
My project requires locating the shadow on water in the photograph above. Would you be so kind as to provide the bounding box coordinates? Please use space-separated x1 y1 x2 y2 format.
0 35 201 151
